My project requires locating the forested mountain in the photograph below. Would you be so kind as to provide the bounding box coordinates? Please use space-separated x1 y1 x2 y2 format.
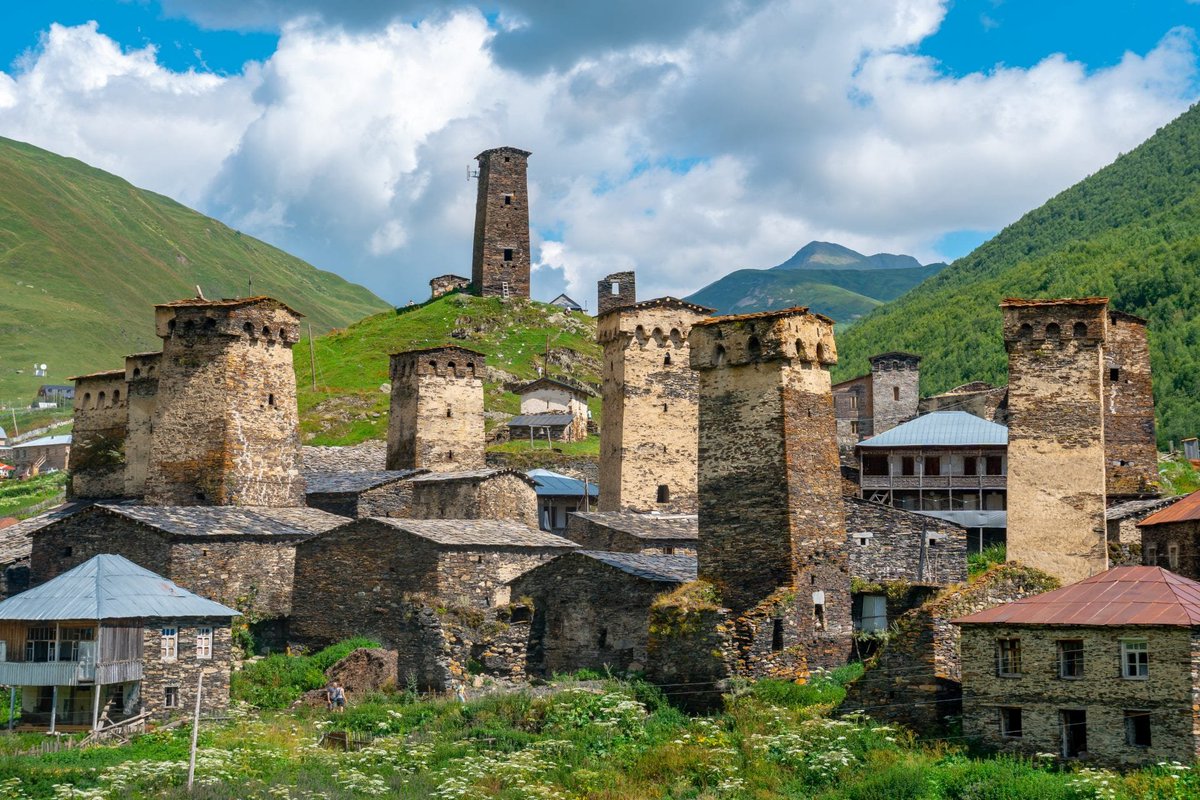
834 103 1200 447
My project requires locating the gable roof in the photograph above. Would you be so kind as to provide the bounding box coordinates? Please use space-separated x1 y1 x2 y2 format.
12 435 72 449
408 468 538 488
0 554 238 621
47 505 347 540
1137 490 1200 527
857 411 1007 449
513 377 596 398
527 469 598 498
304 470 424 496
1108 495 1182 523
569 511 698 541
366 518 577 548
953 566 1200 627
578 550 697 583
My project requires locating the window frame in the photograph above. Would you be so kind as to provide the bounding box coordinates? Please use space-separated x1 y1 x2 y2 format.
1121 639 1149 680
999 706 1023 738
1056 639 1084 679
161 627 179 663
164 686 180 709
195 627 213 661
1124 710 1152 748
996 637 1022 677
1168 542 1180 570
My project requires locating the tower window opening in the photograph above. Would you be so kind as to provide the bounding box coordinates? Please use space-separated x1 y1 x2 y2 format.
714 345 726 366
663 352 672 366
1110 368 1120 382
447 450 454 461
1073 321 1088 338
262 326 271 338
446 408 453 418
97 391 105 408
503 156 510 162
133 369 141 378
611 282 620 295
747 335 762 359
183 320 195 334
503 248 514 262
244 322 254 336
1018 322 1033 340
203 318 216 330
598 628 608 649
771 618 784 652
503 194 513 205
893 386 900 402
279 328 286 340
429 360 438 372
168 319 176 333
112 389 120 404
447 362 456 373
813 602 826 630
268 393 275 407
1045 322 1061 340
656 485 670 503
662 403 668 412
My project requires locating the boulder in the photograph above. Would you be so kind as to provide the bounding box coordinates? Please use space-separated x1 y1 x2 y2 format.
325 648 399 695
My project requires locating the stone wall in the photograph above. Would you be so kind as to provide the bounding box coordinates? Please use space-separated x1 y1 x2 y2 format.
138 619 232 722
597 271 636 316
869 353 921 435
845 498 967 586
69 371 128 499
430 274 471 300
919 382 1009 424
645 581 737 711
564 514 697 555
1104 312 1160 498
960 624 1200 767
471 147 531 299
409 472 539 528
387 347 486 472
832 375 872 451
302 441 387 472
124 352 160 498
1141 520 1200 577
145 298 304 507
598 300 711 513
1003 299 1110 584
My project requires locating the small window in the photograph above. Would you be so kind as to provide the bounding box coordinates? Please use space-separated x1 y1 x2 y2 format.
747 336 762 359
963 457 978 477
1168 543 1180 570
1018 322 1032 339
278 328 286 340
1125 710 1151 747
1110 367 1120 382
924 456 941 476
657 485 670 503
663 352 672 366
447 450 454 461
714 345 726 366
1122 640 1148 679
597 628 608 649
262 326 271 337
985 455 1004 476
848 395 858 410
267 393 275 407
901 456 916 476
503 248 514 262
97 391 105 408
1057 639 1084 678
161 628 178 662
446 408 453 418
503 194 513 206
999 706 1023 738
771 618 784 652
1045 322 1061 339
244 322 254 336
662 403 668 412
503 156 510 162
1146 542 1159 565
862 454 888 476
813 602 826 631
164 686 180 708
893 386 900 402
196 627 213 660
112 389 120 403
611 282 620 295
132 368 141 378
61 546 72 558
662 547 675 555
997 637 1021 676
850 420 859 435
1074 321 1089 338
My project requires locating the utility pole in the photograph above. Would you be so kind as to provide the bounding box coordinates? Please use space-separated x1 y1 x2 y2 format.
187 671 204 791
307 323 317 391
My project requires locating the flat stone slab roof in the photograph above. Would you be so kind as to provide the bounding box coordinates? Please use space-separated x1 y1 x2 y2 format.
369 517 578 549
304 470 424 495
570 511 698 540
578 550 697 583
91 505 347 539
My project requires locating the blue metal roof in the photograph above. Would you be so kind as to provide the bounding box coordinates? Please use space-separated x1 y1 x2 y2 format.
527 468 599 498
12 435 72 449
857 411 1008 449
0 554 239 621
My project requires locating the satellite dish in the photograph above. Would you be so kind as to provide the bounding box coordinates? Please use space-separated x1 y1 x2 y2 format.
39 364 47 371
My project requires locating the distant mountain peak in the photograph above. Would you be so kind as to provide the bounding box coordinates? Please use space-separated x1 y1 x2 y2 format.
775 241 934 272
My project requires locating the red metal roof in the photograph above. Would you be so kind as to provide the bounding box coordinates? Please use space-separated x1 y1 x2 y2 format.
1137 490 1200 527
953 566 1200 627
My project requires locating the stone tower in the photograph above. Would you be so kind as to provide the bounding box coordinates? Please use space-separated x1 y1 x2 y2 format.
689 307 852 670
1104 310 1160 499
68 369 129 499
1003 298 1109 584
596 271 636 316
144 297 304 507
597 297 712 513
869 352 920 434
386 346 486 472
123 351 161 499
471 146 531 299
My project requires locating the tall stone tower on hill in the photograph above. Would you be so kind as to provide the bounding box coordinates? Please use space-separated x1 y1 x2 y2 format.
471 147 531 299
1003 297 1109 584
689 307 852 671
144 297 304 507
387 345 486 472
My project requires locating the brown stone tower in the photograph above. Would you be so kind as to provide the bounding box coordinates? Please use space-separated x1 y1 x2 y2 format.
597 297 712 513
1003 298 1109 584
869 352 920 434
144 297 304 507
123 351 161 498
68 369 129 499
471 147 531 299
689 307 852 670
596 271 636 316
1104 310 1160 499
386 346 486 472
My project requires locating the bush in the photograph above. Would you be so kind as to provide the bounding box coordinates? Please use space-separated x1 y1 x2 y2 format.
231 638 382 708
968 545 1007 578
751 663 865 709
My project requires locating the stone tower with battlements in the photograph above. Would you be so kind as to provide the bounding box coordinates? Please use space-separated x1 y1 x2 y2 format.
869 352 921 434
144 297 304 507
596 271 636 316
1104 310 1160 500
597 297 712 513
123 351 161 499
689 307 852 671
68 369 129 499
471 147 531 299
387 346 486 472
1003 298 1109 584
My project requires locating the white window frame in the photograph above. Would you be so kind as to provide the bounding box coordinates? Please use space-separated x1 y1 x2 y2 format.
161 627 178 663
195 627 213 661
1121 639 1149 680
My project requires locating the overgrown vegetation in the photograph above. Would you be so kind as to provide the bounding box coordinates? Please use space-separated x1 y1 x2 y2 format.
230 638 381 709
967 544 1007 578
0 472 67 519
1158 454 1200 496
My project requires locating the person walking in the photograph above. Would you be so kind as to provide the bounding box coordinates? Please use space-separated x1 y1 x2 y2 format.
324 679 336 712
332 681 346 714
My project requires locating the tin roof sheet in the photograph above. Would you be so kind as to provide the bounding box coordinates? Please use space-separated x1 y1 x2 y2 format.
954 567 1200 627
506 413 576 428
526 469 599 498
0 554 239 621
1137 490 1200 527
857 411 1008 448
11 435 72 449
578 551 697 583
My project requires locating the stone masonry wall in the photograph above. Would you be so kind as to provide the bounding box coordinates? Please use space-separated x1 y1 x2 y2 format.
139 619 232 722
70 372 128 499
1003 299 1110 584
430 275 471 299
960 624 1200 767
387 347 486 472
436 549 559 608
409 473 539 528
33 514 173 586
596 271 636 316
845 497 967 587
124 352 160 498
1142 520 1200 577
1104 313 1160 498
563 516 697 555
471 147 531 299
598 301 710 513
832 375 872 451
869 353 921 435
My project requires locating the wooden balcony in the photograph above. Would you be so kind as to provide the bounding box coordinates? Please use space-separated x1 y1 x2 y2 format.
0 659 142 687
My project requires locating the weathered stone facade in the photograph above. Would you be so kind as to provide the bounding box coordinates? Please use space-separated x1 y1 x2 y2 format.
832 374 872 450
1106 496 1181 566
429 274 471 300
1104 311 1160 499
69 370 128 499
139 619 233 721
123 352 160 498
919 381 1010 424
512 378 592 442
1141 518 1200 576
1003 298 1110 584
869 352 921 434
597 298 712 513
471 147 531 299
387 346 486 472
145 297 304 507
564 511 697 555
304 471 426 518
596 271 636 316
408 470 539 527
844 497 967 587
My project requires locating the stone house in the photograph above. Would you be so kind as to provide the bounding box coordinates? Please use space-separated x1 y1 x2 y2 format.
429 274 470 299
527 469 598 534
831 352 921 450
564 511 698 555
919 381 1009 425
955 566 1200 767
304 470 427 518
506 377 594 442
1137 491 1200 576
1106 496 1182 566
0 501 99 600
9 435 71 479
0 554 236 730
512 551 696 676
408 469 539 528
30 504 345 648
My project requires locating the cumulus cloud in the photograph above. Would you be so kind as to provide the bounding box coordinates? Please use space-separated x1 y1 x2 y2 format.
2 2 1198 307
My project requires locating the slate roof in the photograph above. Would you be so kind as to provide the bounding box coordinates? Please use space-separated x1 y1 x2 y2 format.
12 435 72 449
1137 490 1200 527
1108 495 1181 523
513 377 596 397
83 505 346 540
569 511 698 541
527 469 598 498
999 297 1109 308
953 567 1200 627
408 469 537 487
305 470 423 495
691 305 833 327
0 554 238 621
68 369 126 381
368 518 578 549
0 501 98 564
578 550 697 583
596 296 714 319
155 296 303 317
507 413 575 428
857 411 1007 449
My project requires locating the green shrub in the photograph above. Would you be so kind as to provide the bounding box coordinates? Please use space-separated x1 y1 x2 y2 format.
751 663 865 709
968 544 1007 578
231 637 381 708
309 637 382 671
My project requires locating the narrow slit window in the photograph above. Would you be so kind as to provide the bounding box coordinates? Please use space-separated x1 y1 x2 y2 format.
771 618 784 652
503 248 514 262
656 485 670 503
893 386 900 401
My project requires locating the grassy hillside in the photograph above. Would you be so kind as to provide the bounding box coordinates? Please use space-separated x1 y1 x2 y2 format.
296 293 600 445
0 137 390 407
836 103 1200 446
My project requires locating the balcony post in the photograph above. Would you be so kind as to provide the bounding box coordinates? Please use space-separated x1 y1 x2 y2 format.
7 687 13 732
48 686 57 734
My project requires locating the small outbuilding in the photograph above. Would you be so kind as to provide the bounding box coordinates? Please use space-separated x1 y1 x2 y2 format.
1137 490 1200 576
564 511 697 555
527 469 598 534
304 469 427 518
507 378 594 442
408 469 539 527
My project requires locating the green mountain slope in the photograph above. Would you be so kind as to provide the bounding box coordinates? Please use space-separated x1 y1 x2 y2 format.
686 242 946 318
835 103 1200 447
0 137 390 406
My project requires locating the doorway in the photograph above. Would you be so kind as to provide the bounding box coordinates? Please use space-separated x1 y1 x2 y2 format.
1061 709 1087 758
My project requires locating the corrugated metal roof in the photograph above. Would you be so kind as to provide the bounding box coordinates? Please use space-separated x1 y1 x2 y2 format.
304 470 422 495
1137 490 1200 527
369 518 578 549
527 469 599 498
578 551 697 583
953 567 1200 627
0 554 239 621
506 413 576 428
857 411 1007 448
570 511 699 540
12 435 72 449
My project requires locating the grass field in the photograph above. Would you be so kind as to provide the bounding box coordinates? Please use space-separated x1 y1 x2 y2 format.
0 472 67 519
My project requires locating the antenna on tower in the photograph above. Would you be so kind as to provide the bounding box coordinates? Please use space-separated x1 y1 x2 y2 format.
467 165 479 181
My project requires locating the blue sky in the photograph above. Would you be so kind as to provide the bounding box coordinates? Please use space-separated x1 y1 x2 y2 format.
0 1 1198 304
